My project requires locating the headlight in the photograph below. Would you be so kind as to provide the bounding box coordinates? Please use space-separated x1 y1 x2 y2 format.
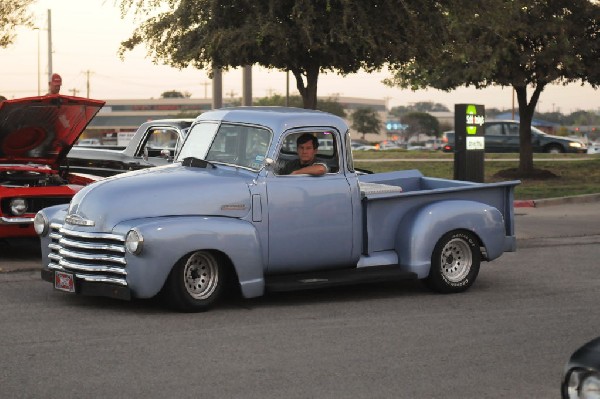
10 198 27 216
565 368 600 399
33 212 49 236
569 142 583 148
125 228 144 255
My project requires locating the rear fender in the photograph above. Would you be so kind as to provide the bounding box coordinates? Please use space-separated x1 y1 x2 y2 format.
114 216 264 299
395 200 505 278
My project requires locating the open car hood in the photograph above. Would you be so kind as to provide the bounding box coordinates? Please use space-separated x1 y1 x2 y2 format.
0 94 105 167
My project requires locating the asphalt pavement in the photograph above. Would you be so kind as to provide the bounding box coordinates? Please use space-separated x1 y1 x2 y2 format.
1 195 599 274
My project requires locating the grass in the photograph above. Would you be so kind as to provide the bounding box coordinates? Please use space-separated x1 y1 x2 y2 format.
353 150 600 200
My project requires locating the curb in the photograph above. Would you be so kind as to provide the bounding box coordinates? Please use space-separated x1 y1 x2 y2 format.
514 193 600 208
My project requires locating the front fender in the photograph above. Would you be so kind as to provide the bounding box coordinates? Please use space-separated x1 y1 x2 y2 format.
395 200 506 278
114 216 265 299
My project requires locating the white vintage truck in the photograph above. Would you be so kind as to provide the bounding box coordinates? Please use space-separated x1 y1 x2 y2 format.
35 107 520 312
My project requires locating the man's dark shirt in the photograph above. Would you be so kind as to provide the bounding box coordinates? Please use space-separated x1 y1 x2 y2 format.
276 158 328 175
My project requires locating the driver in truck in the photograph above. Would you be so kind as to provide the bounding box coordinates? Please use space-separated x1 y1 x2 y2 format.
277 133 328 176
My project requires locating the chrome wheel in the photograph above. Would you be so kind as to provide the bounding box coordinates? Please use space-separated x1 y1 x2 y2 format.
425 230 481 294
183 251 219 300
439 238 472 283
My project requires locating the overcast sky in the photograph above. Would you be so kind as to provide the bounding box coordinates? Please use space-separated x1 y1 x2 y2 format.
1 0 598 114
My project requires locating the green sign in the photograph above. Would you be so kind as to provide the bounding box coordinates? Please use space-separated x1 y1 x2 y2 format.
465 104 485 135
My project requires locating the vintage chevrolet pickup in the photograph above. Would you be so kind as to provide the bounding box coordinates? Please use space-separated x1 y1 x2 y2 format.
35 107 520 312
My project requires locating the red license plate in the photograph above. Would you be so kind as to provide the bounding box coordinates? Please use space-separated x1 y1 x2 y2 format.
54 271 75 293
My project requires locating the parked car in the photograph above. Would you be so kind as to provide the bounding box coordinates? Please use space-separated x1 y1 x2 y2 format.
65 119 193 177
587 142 600 154
0 94 104 238
561 336 600 398
441 121 587 153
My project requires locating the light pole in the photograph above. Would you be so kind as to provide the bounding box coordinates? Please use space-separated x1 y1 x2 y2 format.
33 27 41 95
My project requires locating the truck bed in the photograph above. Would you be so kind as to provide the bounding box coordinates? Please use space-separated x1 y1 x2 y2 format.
358 170 520 254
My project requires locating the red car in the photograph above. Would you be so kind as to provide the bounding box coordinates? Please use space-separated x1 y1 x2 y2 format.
0 95 105 238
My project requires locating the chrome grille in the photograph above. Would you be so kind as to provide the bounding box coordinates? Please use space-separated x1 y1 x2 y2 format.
47 222 128 286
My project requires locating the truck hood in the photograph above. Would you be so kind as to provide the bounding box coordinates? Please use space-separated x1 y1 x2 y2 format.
0 95 105 167
67 164 254 231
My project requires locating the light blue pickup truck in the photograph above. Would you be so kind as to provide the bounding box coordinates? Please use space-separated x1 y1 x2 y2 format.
35 107 520 312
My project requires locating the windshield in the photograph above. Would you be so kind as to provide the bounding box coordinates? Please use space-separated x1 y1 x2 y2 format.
177 122 272 171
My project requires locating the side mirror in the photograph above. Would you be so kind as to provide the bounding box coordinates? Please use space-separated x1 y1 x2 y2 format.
160 149 171 159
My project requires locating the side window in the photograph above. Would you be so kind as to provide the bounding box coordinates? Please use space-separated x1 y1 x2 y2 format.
142 127 179 157
505 123 519 136
275 131 340 175
485 123 503 136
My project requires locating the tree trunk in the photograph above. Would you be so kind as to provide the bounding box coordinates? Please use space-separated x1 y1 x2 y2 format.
515 84 545 175
292 64 320 109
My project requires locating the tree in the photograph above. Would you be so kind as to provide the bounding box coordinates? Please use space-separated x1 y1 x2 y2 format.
350 108 382 140
254 94 346 117
0 0 34 48
385 0 600 176
401 112 440 139
161 90 192 98
118 0 423 109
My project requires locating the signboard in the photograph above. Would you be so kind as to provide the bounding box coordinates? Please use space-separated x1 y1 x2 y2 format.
454 104 485 182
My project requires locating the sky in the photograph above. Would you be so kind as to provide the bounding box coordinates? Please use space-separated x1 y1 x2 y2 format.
2 0 598 114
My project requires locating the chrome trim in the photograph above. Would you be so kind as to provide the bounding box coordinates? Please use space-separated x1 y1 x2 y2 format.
47 262 65 271
58 248 127 265
59 237 126 253
65 214 95 227
58 258 128 275
74 273 127 286
58 227 124 242
0 216 34 225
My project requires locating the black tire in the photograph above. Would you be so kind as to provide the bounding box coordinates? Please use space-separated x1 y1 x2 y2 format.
545 144 564 154
163 250 225 312
425 230 481 294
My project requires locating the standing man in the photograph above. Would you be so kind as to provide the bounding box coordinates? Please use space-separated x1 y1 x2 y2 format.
48 73 62 94
277 133 328 176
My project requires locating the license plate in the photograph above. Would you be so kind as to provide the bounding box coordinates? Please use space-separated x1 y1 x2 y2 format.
54 271 75 293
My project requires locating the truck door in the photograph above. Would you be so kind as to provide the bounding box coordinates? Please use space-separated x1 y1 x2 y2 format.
266 130 354 273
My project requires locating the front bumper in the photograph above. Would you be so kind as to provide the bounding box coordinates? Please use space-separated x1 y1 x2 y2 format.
41 267 131 301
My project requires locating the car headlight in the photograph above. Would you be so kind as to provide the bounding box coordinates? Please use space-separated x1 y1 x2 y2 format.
33 212 49 237
569 142 583 148
125 228 144 255
565 368 600 399
10 198 27 216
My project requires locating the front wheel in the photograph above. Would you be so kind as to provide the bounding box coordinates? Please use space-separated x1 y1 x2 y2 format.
163 250 225 312
425 231 481 294
545 144 564 154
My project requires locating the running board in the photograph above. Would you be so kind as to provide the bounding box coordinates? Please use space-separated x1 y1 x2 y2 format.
265 265 418 292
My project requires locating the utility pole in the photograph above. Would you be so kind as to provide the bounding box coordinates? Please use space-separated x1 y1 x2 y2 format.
70 88 80 96
200 81 210 99
47 9 53 84
83 70 94 98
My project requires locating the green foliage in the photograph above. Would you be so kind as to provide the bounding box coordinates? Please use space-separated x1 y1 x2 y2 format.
401 112 440 137
350 108 382 140
118 0 420 109
390 102 449 117
254 94 346 117
385 0 600 175
161 90 192 98
0 0 34 48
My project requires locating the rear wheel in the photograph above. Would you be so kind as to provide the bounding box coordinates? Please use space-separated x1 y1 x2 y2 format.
163 250 225 312
425 231 481 294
